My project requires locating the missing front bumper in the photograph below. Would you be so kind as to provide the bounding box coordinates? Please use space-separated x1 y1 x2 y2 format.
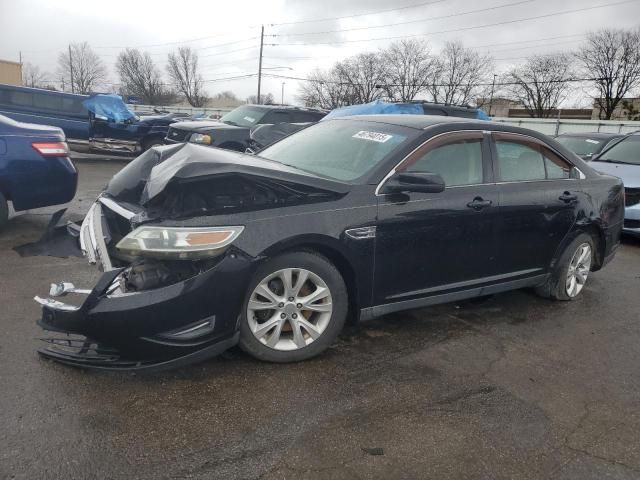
35 252 254 371
38 332 240 372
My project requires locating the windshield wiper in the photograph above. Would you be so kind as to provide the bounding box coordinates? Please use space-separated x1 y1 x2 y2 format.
223 120 240 126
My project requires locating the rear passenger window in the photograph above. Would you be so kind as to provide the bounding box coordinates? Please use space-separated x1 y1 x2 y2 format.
405 138 484 186
543 148 572 179
496 141 546 181
33 93 63 110
9 91 32 106
496 139 573 181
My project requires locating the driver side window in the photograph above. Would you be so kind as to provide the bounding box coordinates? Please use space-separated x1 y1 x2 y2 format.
404 136 484 187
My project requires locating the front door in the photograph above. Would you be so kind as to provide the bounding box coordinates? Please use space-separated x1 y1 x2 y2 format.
374 131 501 305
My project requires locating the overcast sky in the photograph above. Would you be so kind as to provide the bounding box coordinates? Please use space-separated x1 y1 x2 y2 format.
1 0 639 105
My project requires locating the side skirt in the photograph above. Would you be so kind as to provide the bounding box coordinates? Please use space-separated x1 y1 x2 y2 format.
359 274 548 321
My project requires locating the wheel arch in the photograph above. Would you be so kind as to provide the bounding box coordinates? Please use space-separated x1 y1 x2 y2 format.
552 222 605 272
259 234 361 323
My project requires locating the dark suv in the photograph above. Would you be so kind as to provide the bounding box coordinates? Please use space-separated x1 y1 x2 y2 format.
164 104 326 152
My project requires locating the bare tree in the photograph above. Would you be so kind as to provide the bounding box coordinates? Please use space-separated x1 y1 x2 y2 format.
247 93 275 104
116 49 167 105
576 28 640 119
380 40 437 102
426 41 493 105
22 62 49 88
506 54 574 118
213 91 240 102
166 47 208 107
334 53 386 104
57 42 107 94
297 68 354 109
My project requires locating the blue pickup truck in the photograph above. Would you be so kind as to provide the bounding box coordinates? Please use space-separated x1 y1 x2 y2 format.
0 84 178 153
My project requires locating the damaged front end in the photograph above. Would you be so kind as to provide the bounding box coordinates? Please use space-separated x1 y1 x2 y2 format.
35 143 345 371
36 198 253 370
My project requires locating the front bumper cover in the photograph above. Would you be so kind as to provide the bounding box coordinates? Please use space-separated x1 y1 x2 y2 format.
36 199 255 371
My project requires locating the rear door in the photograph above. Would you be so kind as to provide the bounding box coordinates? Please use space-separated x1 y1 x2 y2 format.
374 131 502 305
491 132 579 275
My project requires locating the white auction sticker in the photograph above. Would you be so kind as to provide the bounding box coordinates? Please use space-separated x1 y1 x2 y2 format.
585 139 600 144
352 131 393 143
243 116 256 122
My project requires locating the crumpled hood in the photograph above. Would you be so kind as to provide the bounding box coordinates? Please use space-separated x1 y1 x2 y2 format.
104 143 348 208
590 161 640 188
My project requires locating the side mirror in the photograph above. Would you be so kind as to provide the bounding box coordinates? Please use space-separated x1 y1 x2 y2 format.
380 171 445 194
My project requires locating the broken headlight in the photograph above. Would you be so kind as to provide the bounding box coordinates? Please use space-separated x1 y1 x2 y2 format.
191 133 212 145
115 226 244 260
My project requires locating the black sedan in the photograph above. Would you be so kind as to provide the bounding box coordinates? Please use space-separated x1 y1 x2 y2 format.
555 132 625 161
35 115 624 370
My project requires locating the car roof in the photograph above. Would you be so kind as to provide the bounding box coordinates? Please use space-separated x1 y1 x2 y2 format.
328 114 481 129
245 104 327 113
557 132 624 138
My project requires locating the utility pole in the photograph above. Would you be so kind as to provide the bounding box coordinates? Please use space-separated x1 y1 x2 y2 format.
488 74 497 117
281 82 285 104
19 51 23 85
68 44 75 94
257 25 264 104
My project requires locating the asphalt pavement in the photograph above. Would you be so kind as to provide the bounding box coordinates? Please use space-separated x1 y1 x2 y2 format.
1 158 640 480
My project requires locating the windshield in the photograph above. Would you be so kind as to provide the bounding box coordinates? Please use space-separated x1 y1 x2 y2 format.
597 135 640 165
220 106 268 127
258 119 414 181
556 136 606 156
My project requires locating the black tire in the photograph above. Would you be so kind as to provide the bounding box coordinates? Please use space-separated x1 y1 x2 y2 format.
239 251 348 363
535 233 595 301
0 192 8 232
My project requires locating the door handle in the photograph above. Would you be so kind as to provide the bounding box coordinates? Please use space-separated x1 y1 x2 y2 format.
467 197 493 211
558 192 577 203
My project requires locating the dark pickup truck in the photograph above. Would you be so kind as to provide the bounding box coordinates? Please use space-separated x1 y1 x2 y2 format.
164 104 326 151
0 84 179 153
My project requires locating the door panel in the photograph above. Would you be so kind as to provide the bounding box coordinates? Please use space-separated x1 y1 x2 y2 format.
375 185 501 303
374 131 500 305
491 133 579 275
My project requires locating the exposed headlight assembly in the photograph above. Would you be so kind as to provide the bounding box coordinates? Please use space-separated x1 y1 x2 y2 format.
115 226 244 259
191 133 212 145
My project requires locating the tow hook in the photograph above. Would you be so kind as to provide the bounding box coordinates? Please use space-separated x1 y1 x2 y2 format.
49 282 91 297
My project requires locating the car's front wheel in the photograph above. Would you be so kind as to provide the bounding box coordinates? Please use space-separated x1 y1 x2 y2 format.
239 251 348 362
536 233 595 301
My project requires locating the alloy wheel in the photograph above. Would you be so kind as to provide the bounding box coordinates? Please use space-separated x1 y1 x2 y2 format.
565 243 592 298
247 268 333 351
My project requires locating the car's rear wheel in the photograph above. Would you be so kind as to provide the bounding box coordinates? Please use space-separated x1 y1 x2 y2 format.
536 233 595 301
239 251 348 362
0 192 8 231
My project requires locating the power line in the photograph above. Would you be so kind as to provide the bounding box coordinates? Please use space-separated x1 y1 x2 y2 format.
269 0 534 37
200 46 258 58
269 0 446 26
272 0 639 46
262 72 606 87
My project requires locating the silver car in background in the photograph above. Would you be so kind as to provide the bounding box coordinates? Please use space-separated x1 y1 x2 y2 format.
590 133 640 236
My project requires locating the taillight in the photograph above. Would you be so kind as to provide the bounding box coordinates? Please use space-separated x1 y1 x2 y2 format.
32 142 69 157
